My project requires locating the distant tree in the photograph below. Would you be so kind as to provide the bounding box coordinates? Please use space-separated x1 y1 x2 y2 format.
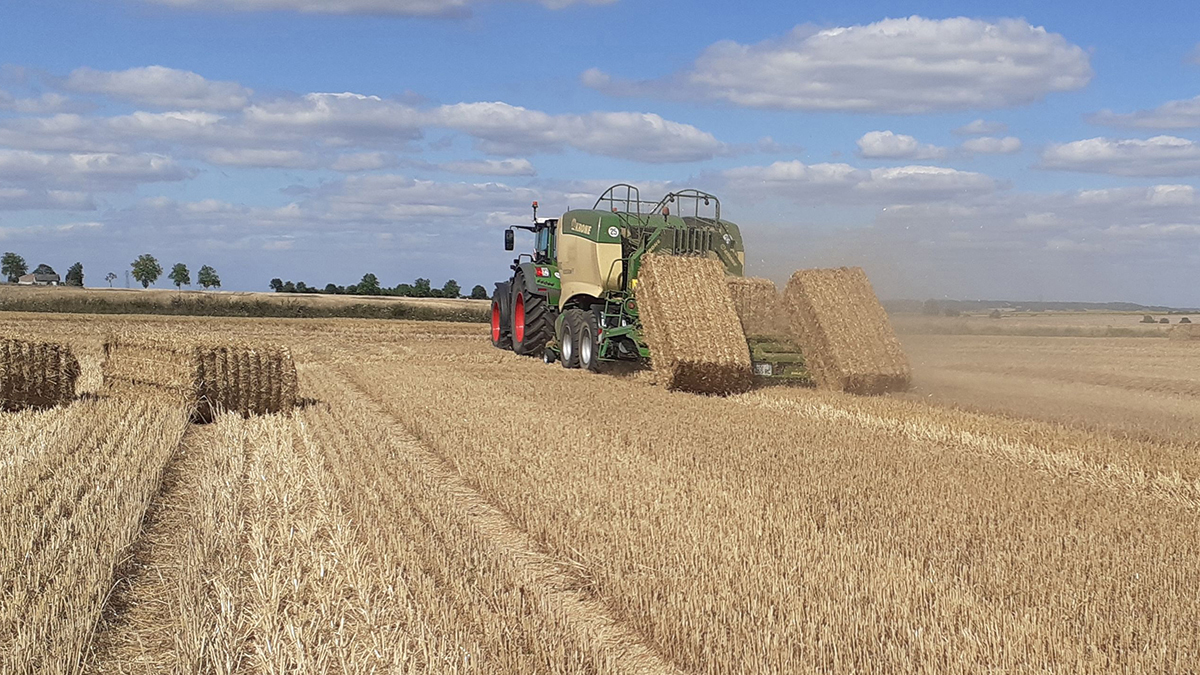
358 273 382 295
440 279 461 299
168 263 191 289
1 252 27 282
130 254 163 288
344 284 358 295
324 283 339 294
104 271 117 287
281 281 296 293
393 283 413 296
65 262 84 287
922 299 942 316
197 265 220 289
942 308 961 318
469 284 488 300
269 278 284 292
989 309 1002 319
295 281 311 293
413 278 431 297
32 263 56 276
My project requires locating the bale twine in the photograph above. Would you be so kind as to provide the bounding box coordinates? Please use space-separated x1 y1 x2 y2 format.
636 254 753 395
0 337 80 411
782 267 912 395
103 335 298 421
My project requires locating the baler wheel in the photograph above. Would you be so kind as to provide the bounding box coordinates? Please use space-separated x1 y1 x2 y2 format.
578 311 601 372
560 309 583 369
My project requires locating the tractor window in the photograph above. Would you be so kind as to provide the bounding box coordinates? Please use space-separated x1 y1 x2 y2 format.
535 226 554 261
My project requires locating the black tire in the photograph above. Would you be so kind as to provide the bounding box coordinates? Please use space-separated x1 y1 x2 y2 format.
560 309 584 369
511 273 551 356
578 310 602 372
490 297 511 350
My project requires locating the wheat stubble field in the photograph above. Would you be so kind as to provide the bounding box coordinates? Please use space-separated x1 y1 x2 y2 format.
2 312 1198 673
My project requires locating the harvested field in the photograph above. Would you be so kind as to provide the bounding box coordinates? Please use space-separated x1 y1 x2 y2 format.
636 255 752 394
1170 324 1199 341
102 335 298 420
784 267 911 394
725 277 786 337
0 337 79 411
4 311 1200 673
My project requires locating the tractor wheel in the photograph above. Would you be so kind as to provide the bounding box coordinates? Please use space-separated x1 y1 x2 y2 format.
560 309 583 369
511 275 551 356
490 297 511 350
578 311 602 372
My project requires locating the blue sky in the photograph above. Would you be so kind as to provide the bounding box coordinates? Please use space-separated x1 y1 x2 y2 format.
1 0 1199 304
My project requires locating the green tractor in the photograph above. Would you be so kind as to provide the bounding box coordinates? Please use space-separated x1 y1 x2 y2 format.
491 184 807 382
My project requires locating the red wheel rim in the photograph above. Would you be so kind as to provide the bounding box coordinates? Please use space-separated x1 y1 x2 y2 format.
491 301 501 342
514 293 526 344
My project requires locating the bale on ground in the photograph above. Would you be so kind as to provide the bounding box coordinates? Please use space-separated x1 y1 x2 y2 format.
102 335 298 420
0 337 79 411
636 255 753 395
1170 324 1200 341
782 267 912 395
726 277 788 338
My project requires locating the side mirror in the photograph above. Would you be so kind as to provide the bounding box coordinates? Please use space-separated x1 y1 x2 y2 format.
504 229 514 251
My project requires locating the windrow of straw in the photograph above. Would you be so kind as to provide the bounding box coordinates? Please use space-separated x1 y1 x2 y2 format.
636 255 753 395
0 337 79 411
782 267 911 395
726 277 788 338
102 335 298 421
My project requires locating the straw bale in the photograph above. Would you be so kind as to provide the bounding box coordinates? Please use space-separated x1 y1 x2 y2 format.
0 337 80 411
726 277 789 338
1169 324 1200 341
636 255 753 395
102 335 298 420
782 267 911 395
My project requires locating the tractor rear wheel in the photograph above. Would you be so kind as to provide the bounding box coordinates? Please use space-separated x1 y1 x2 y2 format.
578 311 602 372
490 297 511 349
560 309 583 369
511 274 551 356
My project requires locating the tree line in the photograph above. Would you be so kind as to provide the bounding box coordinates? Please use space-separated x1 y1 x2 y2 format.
1 251 220 289
270 274 489 300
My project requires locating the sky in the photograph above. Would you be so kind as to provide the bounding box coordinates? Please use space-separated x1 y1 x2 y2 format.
1 0 1199 304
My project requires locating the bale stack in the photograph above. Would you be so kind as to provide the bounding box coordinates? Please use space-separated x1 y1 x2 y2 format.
782 267 911 395
726 277 788 338
102 335 298 421
0 337 79 411
636 254 753 395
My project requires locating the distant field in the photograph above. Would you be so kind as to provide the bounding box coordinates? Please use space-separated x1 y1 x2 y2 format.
0 285 490 322
891 310 1190 337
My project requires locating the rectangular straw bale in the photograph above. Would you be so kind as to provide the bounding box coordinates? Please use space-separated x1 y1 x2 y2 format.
726 277 788 338
636 254 753 395
102 335 297 420
782 267 911 395
1169 324 1199 341
0 337 80 411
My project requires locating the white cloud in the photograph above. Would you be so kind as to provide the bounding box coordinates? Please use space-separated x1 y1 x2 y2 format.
439 158 536 176
720 160 996 204
961 136 1022 154
0 149 193 189
65 66 252 110
586 17 1091 113
133 0 610 16
0 90 73 114
202 148 318 168
954 119 1008 136
1040 136 1200 176
329 152 394 172
856 131 946 160
0 188 94 211
1089 96 1200 129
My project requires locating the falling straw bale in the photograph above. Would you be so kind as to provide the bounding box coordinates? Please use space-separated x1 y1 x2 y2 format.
637 255 753 395
102 335 297 421
726 277 788 338
0 337 79 411
782 267 911 395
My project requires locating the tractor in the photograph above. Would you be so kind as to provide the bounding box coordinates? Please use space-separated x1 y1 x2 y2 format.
490 184 807 381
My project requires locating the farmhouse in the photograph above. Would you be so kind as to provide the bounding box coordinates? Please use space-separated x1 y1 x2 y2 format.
17 272 60 286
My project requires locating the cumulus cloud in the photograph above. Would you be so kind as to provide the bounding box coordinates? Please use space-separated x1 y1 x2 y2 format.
65 66 252 110
720 160 997 204
329 152 394 172
954 119 1008 136
1089 96 1200 129
585 17 1091 113
0 90 74 114
133 0 611 16
856 131 946 160
0 149 193 189
0 188 94 211
438 158 536 176
202 148 318 168
961 136 1022 154
1040 136 1200 176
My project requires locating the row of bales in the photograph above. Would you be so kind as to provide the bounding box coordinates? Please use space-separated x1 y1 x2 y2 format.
636 255 911 396
1 334 298 419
